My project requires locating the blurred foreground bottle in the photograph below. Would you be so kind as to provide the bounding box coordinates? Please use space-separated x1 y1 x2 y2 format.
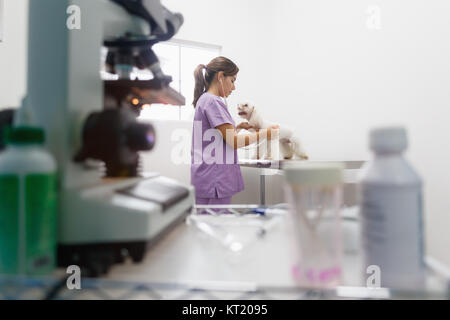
0 127 57 275
359 126 425 290
284 162 344 288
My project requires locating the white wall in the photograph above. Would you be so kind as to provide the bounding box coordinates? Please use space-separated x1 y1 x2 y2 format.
162 0 279 116
270 0 450 269
162 0 450 267
0 0 28 109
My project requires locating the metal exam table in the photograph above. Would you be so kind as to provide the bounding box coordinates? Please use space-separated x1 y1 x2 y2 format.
238 160 366 206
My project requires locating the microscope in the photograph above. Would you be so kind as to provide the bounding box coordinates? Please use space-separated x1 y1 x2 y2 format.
25 0 194 276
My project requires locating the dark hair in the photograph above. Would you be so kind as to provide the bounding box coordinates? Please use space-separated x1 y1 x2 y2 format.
192 56 239 107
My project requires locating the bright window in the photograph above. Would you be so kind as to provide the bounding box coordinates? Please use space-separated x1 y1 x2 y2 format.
138 39 221 121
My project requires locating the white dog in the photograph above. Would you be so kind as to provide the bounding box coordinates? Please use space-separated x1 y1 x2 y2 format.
237 102 308 160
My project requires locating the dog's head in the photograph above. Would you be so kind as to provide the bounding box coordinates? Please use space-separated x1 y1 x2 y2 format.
237 102 255 120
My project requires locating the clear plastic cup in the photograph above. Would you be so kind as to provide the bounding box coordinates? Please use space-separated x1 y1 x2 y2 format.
283 162 344 288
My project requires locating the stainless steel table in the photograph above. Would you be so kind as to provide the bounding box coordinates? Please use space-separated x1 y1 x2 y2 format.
239 160 366 205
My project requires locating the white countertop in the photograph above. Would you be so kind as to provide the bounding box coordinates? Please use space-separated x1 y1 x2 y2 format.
101 207 448 299
105 210 365 288
2 207 448 300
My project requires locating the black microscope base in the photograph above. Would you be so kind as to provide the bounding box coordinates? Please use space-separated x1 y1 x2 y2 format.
57 209 190 277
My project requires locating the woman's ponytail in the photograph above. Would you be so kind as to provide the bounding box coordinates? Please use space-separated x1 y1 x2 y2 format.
192 64 207 107
192 57 239 108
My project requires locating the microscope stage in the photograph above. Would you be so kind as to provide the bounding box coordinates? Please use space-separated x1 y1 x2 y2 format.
57 174 194 276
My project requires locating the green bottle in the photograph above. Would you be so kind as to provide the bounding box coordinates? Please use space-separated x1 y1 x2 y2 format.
0 127 58 275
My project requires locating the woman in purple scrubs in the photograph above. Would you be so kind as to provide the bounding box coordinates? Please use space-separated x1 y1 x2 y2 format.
191 57 278 205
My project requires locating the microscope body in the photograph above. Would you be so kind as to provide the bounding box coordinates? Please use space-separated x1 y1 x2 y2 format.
26 0 194 276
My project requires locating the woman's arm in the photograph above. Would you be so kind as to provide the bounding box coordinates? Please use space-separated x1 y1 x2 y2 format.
215 124 278 150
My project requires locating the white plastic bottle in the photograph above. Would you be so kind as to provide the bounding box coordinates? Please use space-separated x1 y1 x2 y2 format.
359 127 425 290
0 126 58 275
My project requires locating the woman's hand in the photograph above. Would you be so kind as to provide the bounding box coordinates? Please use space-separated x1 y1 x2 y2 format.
236 122 254 131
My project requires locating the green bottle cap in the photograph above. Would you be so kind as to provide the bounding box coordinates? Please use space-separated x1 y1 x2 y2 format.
3 126 45 145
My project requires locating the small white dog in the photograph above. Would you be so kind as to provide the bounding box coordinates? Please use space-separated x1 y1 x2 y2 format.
237 102 308 160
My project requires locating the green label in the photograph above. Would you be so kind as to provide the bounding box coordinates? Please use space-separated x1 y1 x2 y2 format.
25 173 58 275
0 173 57 275
0 175 20 274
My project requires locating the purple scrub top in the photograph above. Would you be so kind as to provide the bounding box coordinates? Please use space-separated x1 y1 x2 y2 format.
191 92 244 198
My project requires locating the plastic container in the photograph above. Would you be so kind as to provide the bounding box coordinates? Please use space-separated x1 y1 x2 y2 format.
283 162 344 288
359 126 425 290
0 126 58 275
